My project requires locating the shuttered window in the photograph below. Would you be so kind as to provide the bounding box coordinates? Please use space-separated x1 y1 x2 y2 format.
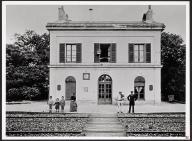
129 43 151 63
59 44 65 63
146 43 151 63
76 43 82 63
59 43 81 63
129 44 134 63
94 43 100 63
111 43 116 63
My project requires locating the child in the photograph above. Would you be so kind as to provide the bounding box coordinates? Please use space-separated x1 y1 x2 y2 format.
47 96 54 113
60 96 65 113
54 98 60 113
70 96 77 112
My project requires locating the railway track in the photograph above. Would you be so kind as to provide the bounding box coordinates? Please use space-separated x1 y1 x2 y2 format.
6 113 89 136
6 131 85 136
6 112 185 137
118 114 185 137
126 131 185 136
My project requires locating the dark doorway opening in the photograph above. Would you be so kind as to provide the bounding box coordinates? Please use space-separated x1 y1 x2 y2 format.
65 76 76 100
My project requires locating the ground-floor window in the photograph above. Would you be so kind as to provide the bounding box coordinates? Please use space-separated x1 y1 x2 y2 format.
65 76 76 100
134 76 145 100
98 74 112 104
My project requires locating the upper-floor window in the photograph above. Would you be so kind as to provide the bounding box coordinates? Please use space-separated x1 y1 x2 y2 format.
129 43 151 63
59 43 81 63
66 44 77 62
94 43 116 63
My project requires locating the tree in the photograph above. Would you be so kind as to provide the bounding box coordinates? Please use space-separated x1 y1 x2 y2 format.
14 30 49 66
161 32 185 102
6 30 49 101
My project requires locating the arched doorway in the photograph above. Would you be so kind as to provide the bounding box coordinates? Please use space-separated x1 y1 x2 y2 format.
134 76 145 100
65 76 76 100
98 74 112 104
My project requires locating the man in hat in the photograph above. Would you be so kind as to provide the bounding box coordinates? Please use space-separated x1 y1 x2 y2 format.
127 91 137 113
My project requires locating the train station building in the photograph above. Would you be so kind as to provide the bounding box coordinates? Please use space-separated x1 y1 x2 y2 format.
46 6 165 104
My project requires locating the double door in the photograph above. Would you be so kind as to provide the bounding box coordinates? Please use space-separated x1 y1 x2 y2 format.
98 82 112 104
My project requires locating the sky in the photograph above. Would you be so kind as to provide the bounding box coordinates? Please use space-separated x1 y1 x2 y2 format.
6 4 187 44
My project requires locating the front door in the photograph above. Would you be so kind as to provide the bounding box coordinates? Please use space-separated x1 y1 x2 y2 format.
65 76 76 100
98 74 112 104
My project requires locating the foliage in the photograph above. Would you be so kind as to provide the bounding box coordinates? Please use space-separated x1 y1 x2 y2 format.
7 87 40 101
6 30 49 101
20 87 40 100
7 88 22 102
161 32 185 102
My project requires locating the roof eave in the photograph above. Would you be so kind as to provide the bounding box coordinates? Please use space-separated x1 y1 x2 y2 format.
46 27 165 31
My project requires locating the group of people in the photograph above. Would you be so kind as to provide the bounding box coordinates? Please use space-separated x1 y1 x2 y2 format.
47 95 77 113
47 91 137 113
116 91 137 113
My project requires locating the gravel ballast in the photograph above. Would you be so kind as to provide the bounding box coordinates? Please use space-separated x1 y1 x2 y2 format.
6 112 89 136
118 113 185 137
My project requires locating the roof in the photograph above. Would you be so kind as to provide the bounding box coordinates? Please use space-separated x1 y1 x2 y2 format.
46 20 165 31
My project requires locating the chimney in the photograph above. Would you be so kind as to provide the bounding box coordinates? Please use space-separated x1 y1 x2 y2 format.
142 5 153 23
58 6 70 21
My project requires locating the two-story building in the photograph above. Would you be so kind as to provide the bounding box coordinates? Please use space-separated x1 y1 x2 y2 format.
46 6 165 105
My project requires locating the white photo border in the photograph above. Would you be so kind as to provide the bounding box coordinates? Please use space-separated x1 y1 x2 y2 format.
2 1 190 140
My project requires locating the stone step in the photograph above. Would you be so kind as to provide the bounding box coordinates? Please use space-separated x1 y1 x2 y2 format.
84 113 126 137
87 121 120 124
90 114 117 117
88 118 119 122
86 123 122 129
85 132 125 137
85 127 125 132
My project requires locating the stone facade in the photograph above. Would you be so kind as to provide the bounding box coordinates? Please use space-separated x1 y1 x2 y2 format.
46 6 165 105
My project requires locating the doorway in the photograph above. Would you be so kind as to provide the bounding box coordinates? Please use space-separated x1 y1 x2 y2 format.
65 76 76 100
134 76 145 100
98 74 112 104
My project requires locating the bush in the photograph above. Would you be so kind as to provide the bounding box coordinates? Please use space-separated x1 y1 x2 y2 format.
7 88 22 102
6 87 40 102
20 87 40 100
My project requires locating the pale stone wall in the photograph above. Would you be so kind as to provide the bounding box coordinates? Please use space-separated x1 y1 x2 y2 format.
50 30 161 65
49 67 161 104
49 30 162 104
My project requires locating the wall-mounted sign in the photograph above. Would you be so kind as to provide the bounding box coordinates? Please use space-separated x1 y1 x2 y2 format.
83 73 90 80
149 85 153 91
57 85 61 91
84 87 88 92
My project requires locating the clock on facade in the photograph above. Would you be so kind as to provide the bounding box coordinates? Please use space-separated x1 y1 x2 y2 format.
83 73 90 80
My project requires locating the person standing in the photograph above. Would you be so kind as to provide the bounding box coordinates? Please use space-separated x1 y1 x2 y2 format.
70 95 77 112
54 98 60 113
116 91 124 113
127 91 137 113
47 96 54 113
60 96 65 113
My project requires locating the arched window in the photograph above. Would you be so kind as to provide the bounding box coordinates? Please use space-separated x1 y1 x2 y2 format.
134 76 145 100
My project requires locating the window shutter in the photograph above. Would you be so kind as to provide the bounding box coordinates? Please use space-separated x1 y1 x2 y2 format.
129 44 134 63
94 43 100 63
59 44 65 63
76 43 82 63
146 43 151 63
111 43 116 63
